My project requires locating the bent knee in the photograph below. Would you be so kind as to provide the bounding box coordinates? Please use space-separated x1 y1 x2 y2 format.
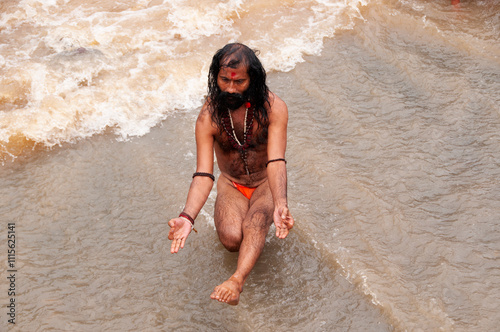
221 239 241 252
219 232 242 252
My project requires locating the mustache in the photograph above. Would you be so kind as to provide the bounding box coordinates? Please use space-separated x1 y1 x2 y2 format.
217 91 246 110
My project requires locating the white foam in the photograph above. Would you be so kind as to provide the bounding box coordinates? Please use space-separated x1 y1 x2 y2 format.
0 0 368 149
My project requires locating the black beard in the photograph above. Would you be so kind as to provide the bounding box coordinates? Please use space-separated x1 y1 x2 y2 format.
217 91 246 110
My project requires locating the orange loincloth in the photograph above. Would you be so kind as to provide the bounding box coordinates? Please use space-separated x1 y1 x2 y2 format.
231 181 257 200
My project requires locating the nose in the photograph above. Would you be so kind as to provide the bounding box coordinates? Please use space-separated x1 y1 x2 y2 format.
226 81 236 93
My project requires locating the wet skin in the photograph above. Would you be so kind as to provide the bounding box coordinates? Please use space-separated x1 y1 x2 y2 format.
168 62 294 305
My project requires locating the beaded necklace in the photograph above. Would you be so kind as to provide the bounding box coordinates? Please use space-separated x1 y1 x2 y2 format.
222 102 253 175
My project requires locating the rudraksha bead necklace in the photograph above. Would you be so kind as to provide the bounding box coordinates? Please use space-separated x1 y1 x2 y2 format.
222 102 253 175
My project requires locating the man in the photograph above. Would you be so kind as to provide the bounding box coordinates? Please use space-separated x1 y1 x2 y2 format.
168 43 294 305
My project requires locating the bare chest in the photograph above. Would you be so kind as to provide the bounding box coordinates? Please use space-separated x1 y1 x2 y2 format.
215 121 268 153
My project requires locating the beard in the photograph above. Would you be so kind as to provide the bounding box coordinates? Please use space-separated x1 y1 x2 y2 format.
216 91 248 110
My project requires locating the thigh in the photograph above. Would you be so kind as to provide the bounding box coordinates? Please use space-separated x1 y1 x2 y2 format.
214 176 250 242
244 179 274 231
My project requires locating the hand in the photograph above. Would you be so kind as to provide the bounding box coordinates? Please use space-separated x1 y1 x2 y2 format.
168 217 193 253
273 206 294 239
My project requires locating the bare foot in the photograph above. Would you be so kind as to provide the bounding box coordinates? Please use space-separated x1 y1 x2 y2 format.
210 276 243 305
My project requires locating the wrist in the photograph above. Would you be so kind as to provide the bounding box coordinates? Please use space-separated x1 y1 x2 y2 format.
274 200 288 208
179 212 197 233
179 212 194 224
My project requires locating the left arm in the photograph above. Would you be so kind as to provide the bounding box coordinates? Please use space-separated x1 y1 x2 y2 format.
266 93 294 239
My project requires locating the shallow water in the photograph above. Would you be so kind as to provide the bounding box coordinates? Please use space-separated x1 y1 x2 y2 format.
2 0 500 331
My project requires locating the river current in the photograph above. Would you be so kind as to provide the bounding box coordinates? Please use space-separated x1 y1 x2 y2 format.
1 0 499 331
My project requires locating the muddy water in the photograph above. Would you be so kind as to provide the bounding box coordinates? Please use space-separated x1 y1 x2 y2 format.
1 0 500 331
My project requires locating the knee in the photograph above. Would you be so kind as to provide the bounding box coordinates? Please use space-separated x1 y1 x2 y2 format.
224 243 240 252
219 232 241 252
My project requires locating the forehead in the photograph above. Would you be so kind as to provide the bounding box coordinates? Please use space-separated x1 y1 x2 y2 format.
218 64 249 78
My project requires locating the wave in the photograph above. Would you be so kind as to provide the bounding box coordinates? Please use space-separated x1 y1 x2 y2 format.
0 0 368 163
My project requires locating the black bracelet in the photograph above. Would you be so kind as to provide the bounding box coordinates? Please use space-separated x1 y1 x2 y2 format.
192 172 215 181
266 158 287 167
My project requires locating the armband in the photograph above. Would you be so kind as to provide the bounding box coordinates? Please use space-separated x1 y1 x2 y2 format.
192 172 215 181
265 158 287 167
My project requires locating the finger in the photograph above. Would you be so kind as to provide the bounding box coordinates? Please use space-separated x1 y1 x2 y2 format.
278 229 284 239
275 226 283 239
280 228 288 239
275 223 282 237
175 239 182 252
171 237 182 253
180 237 186 249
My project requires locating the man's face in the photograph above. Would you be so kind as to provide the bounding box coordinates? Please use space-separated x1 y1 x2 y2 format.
216 64 250 110
217 64 250 95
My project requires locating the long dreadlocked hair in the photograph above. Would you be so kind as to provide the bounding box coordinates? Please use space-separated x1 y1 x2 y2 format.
207 43 271 130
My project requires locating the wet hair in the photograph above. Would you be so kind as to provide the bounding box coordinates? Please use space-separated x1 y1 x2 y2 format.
207 43 270 129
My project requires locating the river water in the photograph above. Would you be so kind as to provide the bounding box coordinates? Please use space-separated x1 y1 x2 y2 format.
1 0 499 331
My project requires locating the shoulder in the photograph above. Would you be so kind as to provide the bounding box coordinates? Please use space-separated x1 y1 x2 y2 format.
197 100 212 121
196 101 217 134
267 91 288 121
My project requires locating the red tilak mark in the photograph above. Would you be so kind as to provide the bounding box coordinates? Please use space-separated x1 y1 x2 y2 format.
231 72 236 78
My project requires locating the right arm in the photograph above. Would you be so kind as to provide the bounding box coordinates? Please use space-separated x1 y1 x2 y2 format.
168 104 216 253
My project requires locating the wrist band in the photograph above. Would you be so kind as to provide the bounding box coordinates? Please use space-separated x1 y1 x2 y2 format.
179 212 197 233
193 172 215 181
266 158 287 167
